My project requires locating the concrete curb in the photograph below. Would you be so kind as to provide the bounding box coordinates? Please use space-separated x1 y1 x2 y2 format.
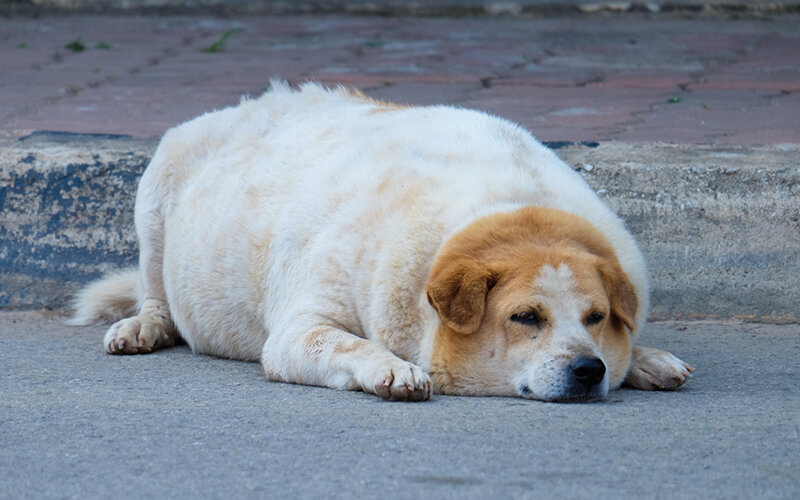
2 132 797 321
1 133 152 309
562 142 800 323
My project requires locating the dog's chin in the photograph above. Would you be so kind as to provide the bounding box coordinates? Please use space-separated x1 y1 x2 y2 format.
517 384 607 403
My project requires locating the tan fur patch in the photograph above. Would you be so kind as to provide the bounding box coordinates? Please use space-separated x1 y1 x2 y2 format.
304 329 328 360
247 231 271 296
331 337 373 360
348 88 410 113
327 187 357 214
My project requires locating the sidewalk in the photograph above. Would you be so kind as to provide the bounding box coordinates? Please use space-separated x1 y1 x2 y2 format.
1 10 799 319
3 13 799 142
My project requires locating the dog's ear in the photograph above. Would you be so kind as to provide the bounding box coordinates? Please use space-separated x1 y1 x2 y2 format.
426 258 498 334
598 259 638 332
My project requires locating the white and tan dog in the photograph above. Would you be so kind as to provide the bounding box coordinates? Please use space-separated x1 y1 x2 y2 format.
71 82 692 402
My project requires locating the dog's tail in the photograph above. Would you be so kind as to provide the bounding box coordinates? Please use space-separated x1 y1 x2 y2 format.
66 268 143 326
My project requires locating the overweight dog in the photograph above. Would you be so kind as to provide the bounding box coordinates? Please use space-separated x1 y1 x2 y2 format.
71 82 693 402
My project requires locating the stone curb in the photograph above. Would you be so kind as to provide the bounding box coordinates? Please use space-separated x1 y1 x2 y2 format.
2 132 797 322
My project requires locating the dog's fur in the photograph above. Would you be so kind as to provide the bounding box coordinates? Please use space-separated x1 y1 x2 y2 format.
71 82 692 402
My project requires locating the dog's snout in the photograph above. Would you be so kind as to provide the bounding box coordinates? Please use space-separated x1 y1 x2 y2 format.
569 356 606 387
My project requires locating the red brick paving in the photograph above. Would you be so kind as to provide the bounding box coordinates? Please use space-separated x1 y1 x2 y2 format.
2 13 799 143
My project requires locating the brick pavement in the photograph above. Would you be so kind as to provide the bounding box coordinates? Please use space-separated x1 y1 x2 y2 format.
2 12 799 143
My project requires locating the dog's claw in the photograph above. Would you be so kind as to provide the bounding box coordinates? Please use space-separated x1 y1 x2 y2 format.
104 314 173 355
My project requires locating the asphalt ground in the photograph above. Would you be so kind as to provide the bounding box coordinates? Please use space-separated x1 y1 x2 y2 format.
1 311 798 499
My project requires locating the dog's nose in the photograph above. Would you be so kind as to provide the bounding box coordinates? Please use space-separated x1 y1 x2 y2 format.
569 356 606 387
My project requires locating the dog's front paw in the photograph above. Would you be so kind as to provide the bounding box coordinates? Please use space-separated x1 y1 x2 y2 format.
369 360 433 402
104 316 171 354
624 346 694 390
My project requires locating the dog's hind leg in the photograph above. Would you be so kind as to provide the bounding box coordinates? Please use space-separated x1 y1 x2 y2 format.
104 165 179 355
261 320 433 401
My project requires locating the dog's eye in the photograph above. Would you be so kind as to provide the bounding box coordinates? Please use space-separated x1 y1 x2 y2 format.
584 311 605 326
510 310 543 328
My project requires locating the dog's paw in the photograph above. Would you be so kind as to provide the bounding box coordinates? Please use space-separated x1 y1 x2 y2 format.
370 360 433 402
624 346 694 391
104 316 171 355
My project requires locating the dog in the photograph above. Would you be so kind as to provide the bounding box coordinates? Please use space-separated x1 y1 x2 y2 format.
70 82 693 402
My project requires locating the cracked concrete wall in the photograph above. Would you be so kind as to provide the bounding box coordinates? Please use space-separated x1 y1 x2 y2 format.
2 134 798 322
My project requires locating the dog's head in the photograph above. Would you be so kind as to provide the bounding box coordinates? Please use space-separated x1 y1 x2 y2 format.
426 207 638 402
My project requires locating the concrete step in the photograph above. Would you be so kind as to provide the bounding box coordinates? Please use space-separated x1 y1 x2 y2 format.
3 133 798 322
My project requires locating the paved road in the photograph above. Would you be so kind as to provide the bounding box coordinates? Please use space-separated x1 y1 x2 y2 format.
1 311 798 499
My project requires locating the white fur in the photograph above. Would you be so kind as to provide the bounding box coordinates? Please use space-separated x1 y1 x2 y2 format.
66 269 141 326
